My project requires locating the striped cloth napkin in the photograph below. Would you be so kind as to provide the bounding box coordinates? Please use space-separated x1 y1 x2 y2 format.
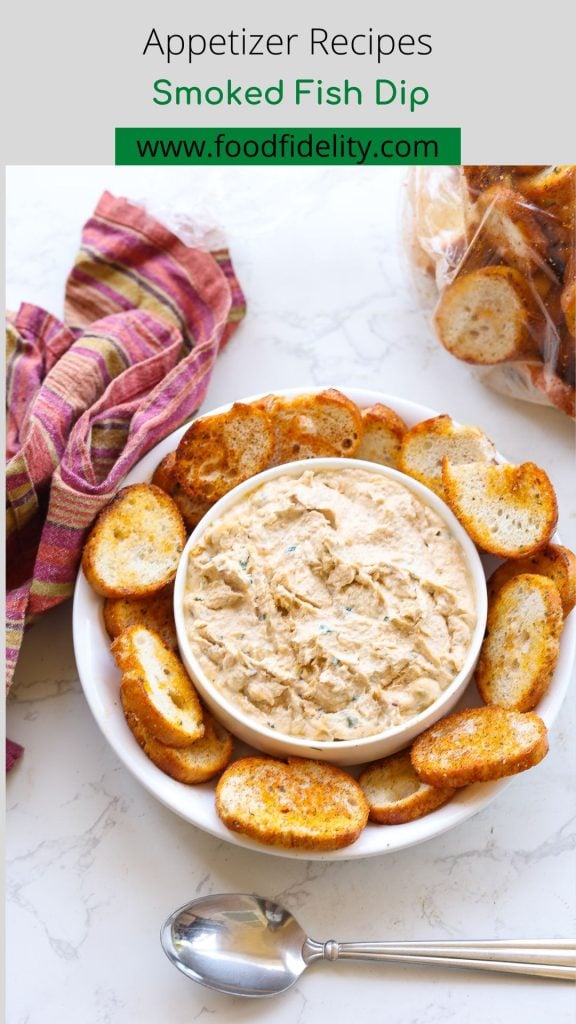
6 191 246 767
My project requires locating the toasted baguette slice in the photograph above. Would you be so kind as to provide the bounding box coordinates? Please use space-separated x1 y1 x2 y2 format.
173 490 212 531
475 186 548 271
531 268 560 305
151 451 177 493
266 389 364 464
124 708 233 784
175 403 274 504
411 706 548 787
359 751 455 824
442 459 558 557
398 415 496 499
476 575 563 711
215 756 369 851
464 166 548 193
488 544 576 618
104 586 178 651
433 266 540 364
82 484 186 598
354 404 407 469
519 166 576 228
462 166 509 198
152 452 212 530
509 166 548 176
112 626 204 747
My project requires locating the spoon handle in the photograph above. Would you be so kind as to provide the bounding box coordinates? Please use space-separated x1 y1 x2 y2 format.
304 938 576 981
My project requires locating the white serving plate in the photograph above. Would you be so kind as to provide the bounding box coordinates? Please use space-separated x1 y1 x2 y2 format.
72 388 576 860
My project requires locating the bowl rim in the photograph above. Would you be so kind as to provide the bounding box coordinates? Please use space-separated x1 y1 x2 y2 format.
173 455 488 754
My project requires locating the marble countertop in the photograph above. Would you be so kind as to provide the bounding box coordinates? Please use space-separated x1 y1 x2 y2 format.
6 166 576 1024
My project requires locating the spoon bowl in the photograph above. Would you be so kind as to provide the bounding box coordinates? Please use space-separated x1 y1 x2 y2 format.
161 892 576 997
161 893 308 996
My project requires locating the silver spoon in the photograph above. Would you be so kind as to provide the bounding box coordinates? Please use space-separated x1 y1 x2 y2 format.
160 893 576 997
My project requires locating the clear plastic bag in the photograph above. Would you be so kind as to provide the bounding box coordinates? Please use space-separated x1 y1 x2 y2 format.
405 166 575 418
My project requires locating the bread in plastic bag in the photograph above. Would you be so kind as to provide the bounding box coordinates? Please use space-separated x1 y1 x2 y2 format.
405 166 575 418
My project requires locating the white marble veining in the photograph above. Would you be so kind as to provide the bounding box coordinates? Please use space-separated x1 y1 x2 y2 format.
6 166 576 1024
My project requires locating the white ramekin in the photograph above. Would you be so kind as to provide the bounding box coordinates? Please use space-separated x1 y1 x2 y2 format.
173 458 487 766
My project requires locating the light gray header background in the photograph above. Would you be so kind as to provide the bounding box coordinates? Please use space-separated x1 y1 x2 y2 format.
3 0 576 164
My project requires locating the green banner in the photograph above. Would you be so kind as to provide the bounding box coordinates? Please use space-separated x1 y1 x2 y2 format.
115 127 461 165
